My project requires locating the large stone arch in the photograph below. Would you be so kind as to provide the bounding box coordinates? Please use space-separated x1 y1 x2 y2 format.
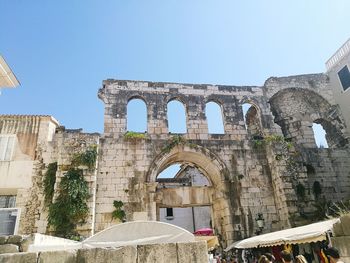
147 144 228 188
269 87 348 148
146 143 235 246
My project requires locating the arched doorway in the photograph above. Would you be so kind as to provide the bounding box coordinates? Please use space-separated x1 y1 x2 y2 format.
157 163 211 233
146 143 234 246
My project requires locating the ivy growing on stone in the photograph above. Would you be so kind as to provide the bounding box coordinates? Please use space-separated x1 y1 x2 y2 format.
47 146 96 238
48 169 90 238
71 145 97 170
43 162 57 205
162 135 186 153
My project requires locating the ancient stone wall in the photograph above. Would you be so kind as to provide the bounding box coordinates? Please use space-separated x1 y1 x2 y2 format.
36 127 100 236
2 72 350 248
95 73 350 247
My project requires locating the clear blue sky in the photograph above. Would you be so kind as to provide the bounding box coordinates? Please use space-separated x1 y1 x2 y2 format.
1 1 350 133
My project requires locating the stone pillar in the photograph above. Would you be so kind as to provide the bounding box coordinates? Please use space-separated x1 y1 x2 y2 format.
187 98 208 140
147 95 168 136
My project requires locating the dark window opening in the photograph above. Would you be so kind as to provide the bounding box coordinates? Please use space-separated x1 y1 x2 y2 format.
338 65 350 91
166 208 174 217
305 164 315 175
242 103 262 137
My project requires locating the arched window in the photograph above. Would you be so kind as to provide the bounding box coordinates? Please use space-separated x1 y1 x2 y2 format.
312 123 329 148
127 98 147 132
242 103 262 137
167 100 186 133
205 102 224 134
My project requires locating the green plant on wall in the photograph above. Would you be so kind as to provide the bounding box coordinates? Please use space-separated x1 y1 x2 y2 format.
124 131 147 141
71 145 97 170
47 146 97 238
112 200 126 222
48 169 90 237
162 135 186 153
43 162 58 205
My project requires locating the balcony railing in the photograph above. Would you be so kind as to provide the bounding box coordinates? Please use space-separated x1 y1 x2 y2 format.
326 38 350 71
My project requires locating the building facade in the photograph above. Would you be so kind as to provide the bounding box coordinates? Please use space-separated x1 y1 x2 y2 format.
0 115 57 235
326 38 350 135
1 76 350 248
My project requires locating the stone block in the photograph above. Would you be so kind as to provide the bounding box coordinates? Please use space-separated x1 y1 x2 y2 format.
340 214 350 236
177 241 208 263
0 244 19 254
332 221 344 237
76 246 137 263
331 236 350 256
137 243 177 263
6 235 23 244
0 252 37 263
38 250 77 263
0 237 7 245
21 235 35 252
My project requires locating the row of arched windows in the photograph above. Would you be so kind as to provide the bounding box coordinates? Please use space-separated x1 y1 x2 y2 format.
126 98 329 148
127 98 249 134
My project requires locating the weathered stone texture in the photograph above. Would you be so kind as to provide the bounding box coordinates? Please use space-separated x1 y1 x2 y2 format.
0 237 7 246
95 75 350 246
0 252 37 263
76 246 137 263
331 214 350 262
137 243 177 263
36 128 100 237
0 244 19 254
177 241 208 263
2 73 350 249
38 250 77 263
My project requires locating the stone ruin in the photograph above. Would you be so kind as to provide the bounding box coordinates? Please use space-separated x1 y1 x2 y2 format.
1 73 350 249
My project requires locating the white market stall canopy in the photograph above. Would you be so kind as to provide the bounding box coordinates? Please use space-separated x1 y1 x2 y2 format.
225 218 339 251
82 221 195 248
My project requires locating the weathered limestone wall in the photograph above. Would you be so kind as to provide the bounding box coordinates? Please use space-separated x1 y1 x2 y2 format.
95 80 273 244
302 149 350 204
0 239 208 263
37 127 100 236
96 74 350 247
331 214 350 262
0 235 32 254
2 72 350 249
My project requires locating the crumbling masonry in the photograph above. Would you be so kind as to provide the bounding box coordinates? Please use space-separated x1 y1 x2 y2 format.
1 73 350 248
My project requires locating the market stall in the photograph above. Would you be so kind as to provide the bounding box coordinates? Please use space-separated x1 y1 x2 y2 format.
225 218 340 263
